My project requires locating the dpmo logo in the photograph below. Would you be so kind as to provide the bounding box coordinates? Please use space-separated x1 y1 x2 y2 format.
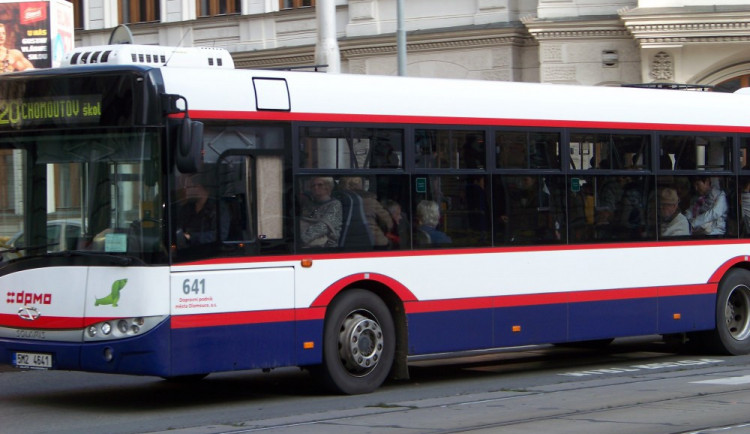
6 291 52 305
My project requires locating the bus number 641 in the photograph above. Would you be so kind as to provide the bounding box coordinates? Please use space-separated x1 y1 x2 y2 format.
183 278 206 295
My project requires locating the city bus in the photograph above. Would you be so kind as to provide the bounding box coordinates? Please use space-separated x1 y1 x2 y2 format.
2 43 750 395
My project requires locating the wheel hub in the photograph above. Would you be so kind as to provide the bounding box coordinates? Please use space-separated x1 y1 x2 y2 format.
726 284 750 341
339 312 384 374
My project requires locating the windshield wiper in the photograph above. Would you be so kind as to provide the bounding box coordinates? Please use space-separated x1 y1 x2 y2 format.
0 242 60 254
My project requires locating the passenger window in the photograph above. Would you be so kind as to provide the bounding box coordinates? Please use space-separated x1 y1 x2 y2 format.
296 175 409 251
299 127 404 169
566 175 655 242
496 131 560 169
682 175 734 238
218 155 254 243
412 175 491 247
415 129 485 169
570 133 650 170
494 175 565 245
659 135 732 171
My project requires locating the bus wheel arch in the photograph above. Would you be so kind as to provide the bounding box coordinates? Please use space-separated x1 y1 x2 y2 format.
713 267 750 355
318 283 408 394
693 266 750 355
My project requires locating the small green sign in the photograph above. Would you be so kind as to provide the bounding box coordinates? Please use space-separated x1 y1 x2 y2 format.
571 178 581 192
416 177 427 193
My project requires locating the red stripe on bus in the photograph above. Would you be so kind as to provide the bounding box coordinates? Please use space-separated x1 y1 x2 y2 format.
3 284 714 331
0 315 115 329
708 256 750 283
173 239 750 268
310 272 418 307
185 110 750 133
404 284 716 314
171 309 297 329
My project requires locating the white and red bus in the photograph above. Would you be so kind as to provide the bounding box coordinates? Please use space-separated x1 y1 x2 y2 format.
1 44 750 394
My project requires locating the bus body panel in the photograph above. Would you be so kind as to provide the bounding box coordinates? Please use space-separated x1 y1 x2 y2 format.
158 68 750 131
5 57 750 391
0 266 171 374
168 266 297 374
170 242 732 359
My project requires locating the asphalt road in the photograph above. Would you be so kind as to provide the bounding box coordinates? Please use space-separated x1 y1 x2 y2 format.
3 337 750 434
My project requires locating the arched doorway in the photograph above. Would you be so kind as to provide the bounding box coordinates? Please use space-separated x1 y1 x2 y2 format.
714 74 750 93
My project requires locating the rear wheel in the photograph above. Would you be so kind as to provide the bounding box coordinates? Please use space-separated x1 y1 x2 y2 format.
319 289 395 395
712 269 750 355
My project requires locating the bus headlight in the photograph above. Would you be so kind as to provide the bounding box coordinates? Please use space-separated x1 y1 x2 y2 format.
83 316 166 341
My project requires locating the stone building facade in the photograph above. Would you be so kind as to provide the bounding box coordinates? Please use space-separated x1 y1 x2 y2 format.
72 0 750 90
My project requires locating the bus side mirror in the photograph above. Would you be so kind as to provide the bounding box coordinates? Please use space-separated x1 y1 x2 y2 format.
176 118 204 173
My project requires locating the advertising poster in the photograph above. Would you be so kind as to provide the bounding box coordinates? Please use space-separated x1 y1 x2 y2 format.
0 0 73 72
49 0 72 68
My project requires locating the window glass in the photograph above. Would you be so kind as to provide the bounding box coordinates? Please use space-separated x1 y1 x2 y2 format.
172 124 289 261
415 129 485 169
672 175 735 238
120 0 160 23
198 0 241 16
566 175 655 242
412 175 490 247
496 131 560 169
299 127 403 169
570 133 650 170
494 175 565 245
739 137 750 170
659 135 732 171
296 175 408 251
281 0 314 9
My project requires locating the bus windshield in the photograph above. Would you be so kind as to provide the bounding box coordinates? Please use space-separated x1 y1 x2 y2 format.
0 129 165 264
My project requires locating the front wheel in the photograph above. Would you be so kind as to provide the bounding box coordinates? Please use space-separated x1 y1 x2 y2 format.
711 269 750 355
319 289 395 394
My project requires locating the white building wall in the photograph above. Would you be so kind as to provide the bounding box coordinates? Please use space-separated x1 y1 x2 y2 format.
538 0 636 19
72 0 750 90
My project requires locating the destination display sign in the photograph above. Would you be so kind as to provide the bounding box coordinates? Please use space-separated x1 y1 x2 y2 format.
0 95 102 128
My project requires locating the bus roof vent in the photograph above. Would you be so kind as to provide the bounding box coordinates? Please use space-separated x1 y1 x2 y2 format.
62 45 234 69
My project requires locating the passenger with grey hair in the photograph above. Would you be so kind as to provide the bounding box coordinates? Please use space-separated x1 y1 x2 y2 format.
659 187 689 237
415 200 451 246
300 176 342 248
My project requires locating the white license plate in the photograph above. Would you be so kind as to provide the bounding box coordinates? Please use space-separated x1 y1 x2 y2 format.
13 352 52 369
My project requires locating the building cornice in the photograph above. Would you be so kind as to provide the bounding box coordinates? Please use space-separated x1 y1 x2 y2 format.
620 7 750 46
233 26 534 69
523 16 630 41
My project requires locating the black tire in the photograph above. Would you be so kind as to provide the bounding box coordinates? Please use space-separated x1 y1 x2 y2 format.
709 268 750 355
319 289 395 395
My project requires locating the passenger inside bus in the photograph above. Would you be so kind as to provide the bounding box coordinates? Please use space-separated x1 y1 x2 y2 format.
686 176 728 236
299 176 342 248
659 187 690 237
498 175 560 244
742 177 750 235
415 200 451 246
174 172 230 248
381 199 410 249
339 176 393 248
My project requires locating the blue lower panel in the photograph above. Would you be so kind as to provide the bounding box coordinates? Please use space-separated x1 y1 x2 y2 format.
407 294 717 356
494 304 567 347
407 309 493 354
658 294 715 334
170 319 324 376
0 319 172 376
569 298 658 341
